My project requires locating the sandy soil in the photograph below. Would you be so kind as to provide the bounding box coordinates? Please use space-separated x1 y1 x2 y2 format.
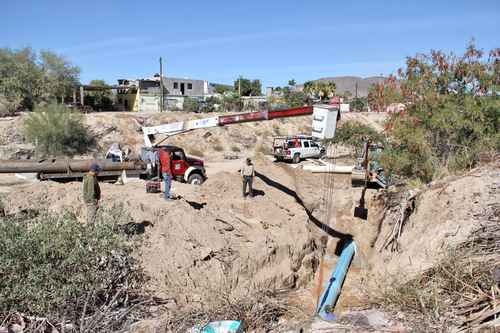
1 110 497 332
3 157 330 304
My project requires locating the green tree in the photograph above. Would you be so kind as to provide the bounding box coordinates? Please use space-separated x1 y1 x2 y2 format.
342 91 353 100
381 42 500 182
251 79 262 96
234 77 262 96
221 92 243 112
213 84 233 94
288 79 296 86
0 48 80 110
283 90 309 108
86 79 113 110
201 96 221 112
350 97 367 112
39 50 80 103
0 48 44 111
367 75 402 112
183 97 200 112
332 121 385 148
303 80 336 101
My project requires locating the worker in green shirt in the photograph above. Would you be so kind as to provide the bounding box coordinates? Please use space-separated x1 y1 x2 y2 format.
83 162 102 224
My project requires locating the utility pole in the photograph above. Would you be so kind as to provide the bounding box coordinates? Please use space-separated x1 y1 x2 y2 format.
159 57 164 112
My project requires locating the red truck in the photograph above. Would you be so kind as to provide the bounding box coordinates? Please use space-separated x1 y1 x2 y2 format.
142 145 205 185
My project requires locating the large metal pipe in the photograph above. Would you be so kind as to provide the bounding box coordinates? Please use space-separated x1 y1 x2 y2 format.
218 106 314 126
316 239 356 321
0 159 144 174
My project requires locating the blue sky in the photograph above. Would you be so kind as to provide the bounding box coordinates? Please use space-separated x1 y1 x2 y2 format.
2 0 499 87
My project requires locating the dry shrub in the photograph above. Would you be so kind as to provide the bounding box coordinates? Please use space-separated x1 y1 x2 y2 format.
0 205 156 333
298 124 312 135
213 144 224 152
230 145 241 152
254 143 272 155
162 268 306 332
23 104 96 157
378 203 500 331
188 147 205 157
209 137 224 152
260 128 272 138
164 288 301 332
272 123 281 135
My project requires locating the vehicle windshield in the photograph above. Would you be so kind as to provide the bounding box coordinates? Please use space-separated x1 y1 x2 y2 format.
172 150 185 160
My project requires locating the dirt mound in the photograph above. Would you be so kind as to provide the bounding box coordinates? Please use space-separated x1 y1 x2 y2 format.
3 158 328 306
371 166 500 280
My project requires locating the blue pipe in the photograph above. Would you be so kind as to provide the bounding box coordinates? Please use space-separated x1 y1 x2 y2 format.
316 239 356 321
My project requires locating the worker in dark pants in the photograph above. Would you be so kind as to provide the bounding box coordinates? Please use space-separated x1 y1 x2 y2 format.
241 157 255 198
83 162 101 224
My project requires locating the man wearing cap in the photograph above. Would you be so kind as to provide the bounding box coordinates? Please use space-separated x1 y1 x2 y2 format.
83 162 101 224
241 157 255 198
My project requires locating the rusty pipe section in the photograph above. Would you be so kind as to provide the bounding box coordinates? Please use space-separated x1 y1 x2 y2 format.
0 159 145 174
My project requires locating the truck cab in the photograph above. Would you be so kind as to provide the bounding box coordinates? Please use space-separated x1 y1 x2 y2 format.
141 145 206 185
273 135 325 163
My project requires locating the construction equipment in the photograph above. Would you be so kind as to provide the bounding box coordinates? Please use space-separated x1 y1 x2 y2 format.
0 104 340 183
141 105 340 147
354 140 370 220
352 140 387 189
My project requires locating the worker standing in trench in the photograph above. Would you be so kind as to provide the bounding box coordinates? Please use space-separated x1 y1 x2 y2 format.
159 148 173 201
241 157 255 198
83 162 101 224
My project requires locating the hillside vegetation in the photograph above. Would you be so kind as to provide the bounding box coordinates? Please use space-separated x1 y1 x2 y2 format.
379 43 499 182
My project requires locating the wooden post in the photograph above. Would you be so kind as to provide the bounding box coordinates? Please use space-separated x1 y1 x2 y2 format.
80 86 84 106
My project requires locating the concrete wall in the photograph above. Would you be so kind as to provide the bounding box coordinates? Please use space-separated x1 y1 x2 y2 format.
163 77 208 96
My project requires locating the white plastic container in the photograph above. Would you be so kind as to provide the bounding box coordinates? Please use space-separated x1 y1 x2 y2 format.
311 105 340 140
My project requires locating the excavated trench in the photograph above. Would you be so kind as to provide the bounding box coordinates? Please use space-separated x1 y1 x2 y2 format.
1 157 384 316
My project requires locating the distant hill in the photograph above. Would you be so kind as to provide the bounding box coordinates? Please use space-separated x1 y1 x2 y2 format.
297 76 386 97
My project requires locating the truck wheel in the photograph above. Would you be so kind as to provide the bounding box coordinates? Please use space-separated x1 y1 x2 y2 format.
188 173 204 185
292 153 301 164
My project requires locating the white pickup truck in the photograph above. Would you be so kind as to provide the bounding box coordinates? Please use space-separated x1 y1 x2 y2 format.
273 135 325 163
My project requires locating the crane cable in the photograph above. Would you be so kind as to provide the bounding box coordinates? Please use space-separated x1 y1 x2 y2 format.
321 142 337 230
